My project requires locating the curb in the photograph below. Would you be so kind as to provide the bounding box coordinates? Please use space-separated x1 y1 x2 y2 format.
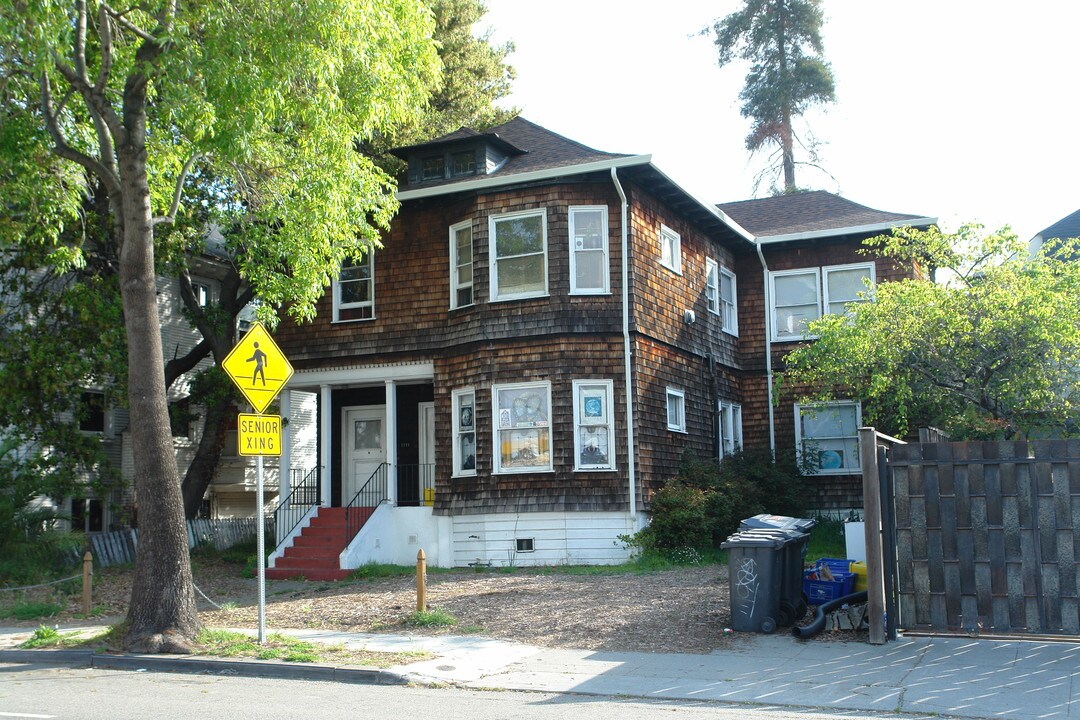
0 649 412 686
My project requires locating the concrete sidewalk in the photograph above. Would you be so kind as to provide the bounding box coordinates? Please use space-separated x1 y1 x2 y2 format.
3 625 1079 719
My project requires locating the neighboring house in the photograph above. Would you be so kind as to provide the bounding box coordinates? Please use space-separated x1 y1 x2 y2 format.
720 191 935 509
268 118 935 573
1030 207 1080 258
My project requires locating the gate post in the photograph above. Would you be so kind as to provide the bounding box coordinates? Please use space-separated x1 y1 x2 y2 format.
860 427 886 644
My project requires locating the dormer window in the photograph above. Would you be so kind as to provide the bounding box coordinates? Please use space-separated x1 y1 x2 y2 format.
422 156 445 181
452 151 476 177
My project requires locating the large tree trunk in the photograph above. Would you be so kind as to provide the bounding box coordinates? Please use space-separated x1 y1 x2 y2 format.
117 124 199 654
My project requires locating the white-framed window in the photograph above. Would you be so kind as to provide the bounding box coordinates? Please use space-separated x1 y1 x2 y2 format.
666 387 686 433
660 224 682 274
795 401 862 475
489 209 548 301
449 220 474 309
720 266 738 336
718 401 742 458
770 268 820 341
770 263 875 341
493 381 552 473
333 252 374 322
573 380 615 471
190 280 211 307
452 389 477 476
823 262 875 317
705 258 719 315
569 205 609 294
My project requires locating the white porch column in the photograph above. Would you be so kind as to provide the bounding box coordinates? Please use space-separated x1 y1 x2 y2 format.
385 379 397 506
279 387 291 506
320 384 332 507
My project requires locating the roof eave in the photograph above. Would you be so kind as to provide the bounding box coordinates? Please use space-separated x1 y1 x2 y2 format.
754 217 939 244
395 155 654 201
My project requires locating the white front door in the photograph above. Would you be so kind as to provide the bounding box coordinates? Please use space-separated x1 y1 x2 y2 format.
343 406 386 504
418 402 435 505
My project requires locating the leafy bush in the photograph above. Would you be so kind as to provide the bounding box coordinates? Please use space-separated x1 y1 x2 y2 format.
629 448 809 553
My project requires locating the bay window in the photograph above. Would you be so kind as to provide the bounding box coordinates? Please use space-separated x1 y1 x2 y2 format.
493 382 552 473
573 380 614 470
489 210 547 301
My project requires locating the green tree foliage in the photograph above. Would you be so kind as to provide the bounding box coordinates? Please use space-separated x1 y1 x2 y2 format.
779 225 1080 439
1 0 439 652
706 0 835 194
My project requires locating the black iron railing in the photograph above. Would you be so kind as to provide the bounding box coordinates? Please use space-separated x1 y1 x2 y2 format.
344 462 389 547
396 463 436 506
273 466 319 549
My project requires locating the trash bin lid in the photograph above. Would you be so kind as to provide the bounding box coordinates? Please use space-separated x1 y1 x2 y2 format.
720 531 785 549
737 528 808 544
739 514 816 532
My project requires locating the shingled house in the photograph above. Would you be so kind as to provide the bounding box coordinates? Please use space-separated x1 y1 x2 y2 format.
266 118 934 576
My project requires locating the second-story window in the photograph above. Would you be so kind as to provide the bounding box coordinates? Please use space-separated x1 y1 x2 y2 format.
660 224 682 274
333 253 374 322
450 221 474 309
770 263 874 341
720 266 738 336
666 387 686 433
569 206 609 294
705 258 719 314
191 281 211 307
489 209 547 302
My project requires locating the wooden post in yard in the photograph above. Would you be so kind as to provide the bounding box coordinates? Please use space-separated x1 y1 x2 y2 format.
416 549 427 613
81 551 93 616
859 427 886 644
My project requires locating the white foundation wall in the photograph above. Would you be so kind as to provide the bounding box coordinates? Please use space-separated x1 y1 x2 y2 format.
451 512 638 568
341 506 453 568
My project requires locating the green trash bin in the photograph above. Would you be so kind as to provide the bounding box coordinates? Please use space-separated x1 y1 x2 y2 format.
721 531 785 633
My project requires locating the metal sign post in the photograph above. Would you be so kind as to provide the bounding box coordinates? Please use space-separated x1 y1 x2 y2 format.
222 323 293 645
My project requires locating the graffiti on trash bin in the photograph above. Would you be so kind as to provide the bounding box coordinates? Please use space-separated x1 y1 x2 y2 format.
733 557 759 617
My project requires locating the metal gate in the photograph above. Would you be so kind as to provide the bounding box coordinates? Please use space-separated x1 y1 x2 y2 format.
888 439 1080 635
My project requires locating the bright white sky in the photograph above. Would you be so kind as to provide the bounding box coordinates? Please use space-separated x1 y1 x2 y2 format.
480 1 1080 240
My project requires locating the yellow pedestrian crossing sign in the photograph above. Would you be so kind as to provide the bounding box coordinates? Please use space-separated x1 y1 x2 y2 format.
222 322 293 414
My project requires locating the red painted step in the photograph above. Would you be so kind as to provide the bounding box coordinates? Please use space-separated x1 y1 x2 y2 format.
267 505 377 582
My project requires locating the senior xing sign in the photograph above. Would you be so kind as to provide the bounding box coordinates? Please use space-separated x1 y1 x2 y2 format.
237 414 282 456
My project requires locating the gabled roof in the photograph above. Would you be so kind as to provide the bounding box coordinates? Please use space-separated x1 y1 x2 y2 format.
1035 208 1080 241
717 191 935 243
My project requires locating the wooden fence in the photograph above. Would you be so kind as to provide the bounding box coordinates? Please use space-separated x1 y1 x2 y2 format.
73 517 274 568
891 439 1080 635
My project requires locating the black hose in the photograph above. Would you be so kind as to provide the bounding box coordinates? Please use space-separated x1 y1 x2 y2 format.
790 590 869 638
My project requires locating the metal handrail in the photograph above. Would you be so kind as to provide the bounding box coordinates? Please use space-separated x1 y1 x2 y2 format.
396 463 436 506
344 462 388 546
273 466 319 549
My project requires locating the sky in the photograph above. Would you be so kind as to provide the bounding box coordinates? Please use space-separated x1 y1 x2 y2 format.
479 1 1080 241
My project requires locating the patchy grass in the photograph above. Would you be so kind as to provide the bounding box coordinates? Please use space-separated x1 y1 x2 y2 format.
196 629 430 667
18 624 100 649
806 519 848 562
0 601 64 621
348 563 416 581
403 608 457 627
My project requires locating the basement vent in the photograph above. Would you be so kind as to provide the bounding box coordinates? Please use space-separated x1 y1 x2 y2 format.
515 538 535 553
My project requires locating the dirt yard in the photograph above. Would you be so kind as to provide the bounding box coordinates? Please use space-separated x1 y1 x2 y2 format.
22 558 739 654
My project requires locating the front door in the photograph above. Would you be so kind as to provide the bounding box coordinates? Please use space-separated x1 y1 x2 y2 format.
342 406 386 505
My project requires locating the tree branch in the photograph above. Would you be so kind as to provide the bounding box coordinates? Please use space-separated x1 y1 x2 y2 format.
73 0 91 85
39 73 121 197
164 338 211 389
95 4 114 93
100 3 157 43
153 152 203 227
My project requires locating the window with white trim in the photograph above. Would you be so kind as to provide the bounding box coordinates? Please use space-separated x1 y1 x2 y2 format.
452 389 476 476
573 380 614 470
191 280 211 307
489 210 547 301
666 387 686 433
720 266 738 335
719 401 742 458
705 258 719 315
823 263 875 316
569 206 609 294
333 253 374 322
493 382 552 473
795 401 862 474
449 221 473 309
769 263 874 341
660 224 681 273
